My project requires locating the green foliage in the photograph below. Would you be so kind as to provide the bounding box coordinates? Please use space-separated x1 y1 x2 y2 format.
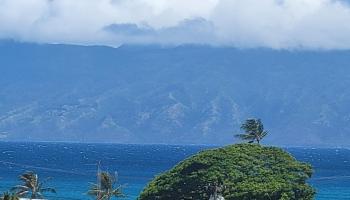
1 192 19 200
235 118 268 144
88 171 125 200
138 144 315 200
11 171 56 199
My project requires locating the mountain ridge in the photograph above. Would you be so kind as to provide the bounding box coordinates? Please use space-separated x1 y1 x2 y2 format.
0 41 349 146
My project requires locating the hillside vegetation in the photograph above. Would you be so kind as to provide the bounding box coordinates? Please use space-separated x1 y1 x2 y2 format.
138 144 315 200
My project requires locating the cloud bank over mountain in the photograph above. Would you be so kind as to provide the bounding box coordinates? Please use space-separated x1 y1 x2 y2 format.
1 0 350 49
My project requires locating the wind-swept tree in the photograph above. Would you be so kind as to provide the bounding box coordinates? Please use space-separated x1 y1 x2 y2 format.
11 171 56 199
235 118 268 144
88 171 125 200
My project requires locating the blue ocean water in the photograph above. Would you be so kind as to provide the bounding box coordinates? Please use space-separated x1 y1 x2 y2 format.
0 143 349 200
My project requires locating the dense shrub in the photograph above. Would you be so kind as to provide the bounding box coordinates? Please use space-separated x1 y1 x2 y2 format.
138 144 315 200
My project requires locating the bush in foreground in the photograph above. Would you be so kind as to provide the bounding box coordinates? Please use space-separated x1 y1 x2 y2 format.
138 144 315 200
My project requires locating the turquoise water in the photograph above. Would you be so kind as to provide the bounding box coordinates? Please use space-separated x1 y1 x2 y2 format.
0 142 349 199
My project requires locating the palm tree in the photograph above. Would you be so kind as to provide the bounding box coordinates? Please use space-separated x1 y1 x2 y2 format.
1 192 19 200
235 118 268 144
11 171 56 199
88 171 125 200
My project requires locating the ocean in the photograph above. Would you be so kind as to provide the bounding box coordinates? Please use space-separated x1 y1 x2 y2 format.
0 142 349 200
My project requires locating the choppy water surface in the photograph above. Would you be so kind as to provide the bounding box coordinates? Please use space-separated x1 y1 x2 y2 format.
0 142 348 200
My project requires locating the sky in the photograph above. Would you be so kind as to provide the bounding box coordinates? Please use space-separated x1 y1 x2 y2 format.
1 0 350 49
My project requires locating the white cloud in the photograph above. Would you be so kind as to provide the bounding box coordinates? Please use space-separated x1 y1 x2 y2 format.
0 0 350 49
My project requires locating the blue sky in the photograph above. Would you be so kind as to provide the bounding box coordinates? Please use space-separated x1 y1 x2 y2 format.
1 0 350 49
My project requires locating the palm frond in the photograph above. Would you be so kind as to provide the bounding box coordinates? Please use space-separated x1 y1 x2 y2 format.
260 131 268 138
11 185 29 191
15 191 28 197
87 188 102 196
235 134 255 140
35 192 44 199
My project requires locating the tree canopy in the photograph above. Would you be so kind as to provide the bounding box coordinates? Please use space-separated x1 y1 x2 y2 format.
138 144 315 200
